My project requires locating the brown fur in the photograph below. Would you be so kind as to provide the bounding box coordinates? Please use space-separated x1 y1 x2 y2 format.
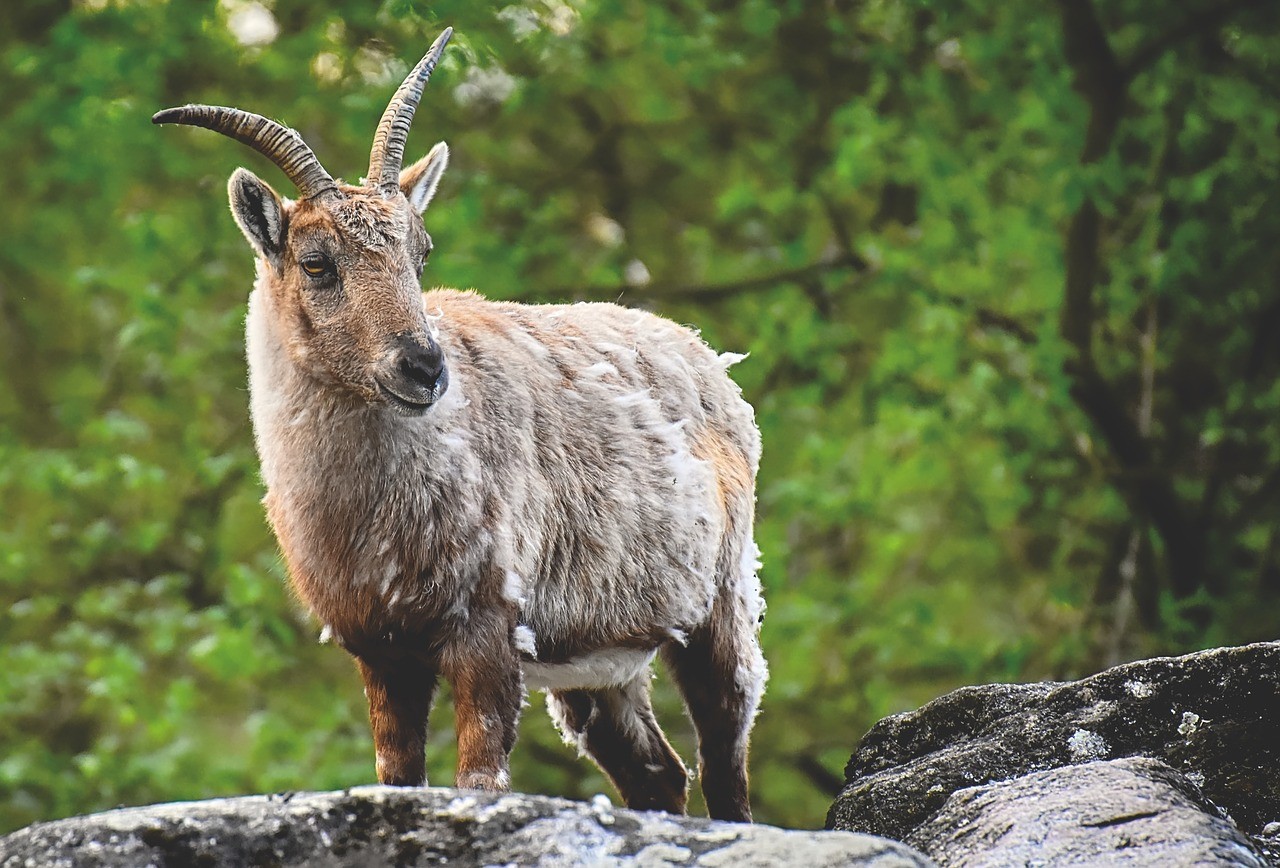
184 94 766 821
691 427 755 517
242 197 768 819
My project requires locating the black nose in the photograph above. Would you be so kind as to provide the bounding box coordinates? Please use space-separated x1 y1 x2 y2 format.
396 334 444 390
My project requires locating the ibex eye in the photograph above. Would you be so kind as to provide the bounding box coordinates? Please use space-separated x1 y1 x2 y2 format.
300 254 332 278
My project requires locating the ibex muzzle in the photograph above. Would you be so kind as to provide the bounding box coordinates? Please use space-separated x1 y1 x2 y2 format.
381 331 448 413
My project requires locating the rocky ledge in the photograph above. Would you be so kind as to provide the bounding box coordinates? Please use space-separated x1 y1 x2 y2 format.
0 786 933 868
7 642 1279 866
828 641 1280 866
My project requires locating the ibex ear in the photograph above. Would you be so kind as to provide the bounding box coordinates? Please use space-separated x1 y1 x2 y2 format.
228 168 286 268
400 142 449 213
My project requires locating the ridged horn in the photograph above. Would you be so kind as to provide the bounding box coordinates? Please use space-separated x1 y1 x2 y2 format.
367 27 453 194
151 105 338 201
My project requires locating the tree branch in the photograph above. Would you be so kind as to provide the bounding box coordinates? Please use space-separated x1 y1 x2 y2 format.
1226 464 1280 533
792 754 845 797
973 307 1036 344
1068 365 1201 597
1061 201 1102 357
538 254 869 304
1056 0 1205 598
919 286 1037 344
1057 0 1126 164
1057 0 1126 357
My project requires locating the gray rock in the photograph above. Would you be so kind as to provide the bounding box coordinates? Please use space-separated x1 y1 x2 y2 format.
0 786 935 868
905 757 1270 867
827 641 1280 854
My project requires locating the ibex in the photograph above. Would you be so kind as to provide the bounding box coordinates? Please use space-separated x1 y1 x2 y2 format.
154 28 766 822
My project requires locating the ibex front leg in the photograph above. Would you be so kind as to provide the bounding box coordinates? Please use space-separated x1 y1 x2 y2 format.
356 653 439 786
442 613 523 791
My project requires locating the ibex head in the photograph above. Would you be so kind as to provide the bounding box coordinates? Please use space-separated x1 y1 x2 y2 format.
155 29 454 414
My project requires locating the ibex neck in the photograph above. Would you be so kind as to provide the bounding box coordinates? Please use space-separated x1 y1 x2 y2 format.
244 284 458 495
243 282 483 636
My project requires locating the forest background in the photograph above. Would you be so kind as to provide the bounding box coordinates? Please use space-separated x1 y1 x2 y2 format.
2 0 1278 831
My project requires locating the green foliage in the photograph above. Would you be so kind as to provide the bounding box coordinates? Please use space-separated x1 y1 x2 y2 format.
2 0 1278 833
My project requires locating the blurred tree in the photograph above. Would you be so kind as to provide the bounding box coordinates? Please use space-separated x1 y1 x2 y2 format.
1 0 1277 833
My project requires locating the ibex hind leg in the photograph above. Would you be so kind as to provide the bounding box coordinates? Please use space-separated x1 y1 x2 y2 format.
662 540 766 823
547 678 689 814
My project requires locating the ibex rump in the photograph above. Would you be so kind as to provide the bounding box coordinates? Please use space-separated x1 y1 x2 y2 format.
155 28 766 822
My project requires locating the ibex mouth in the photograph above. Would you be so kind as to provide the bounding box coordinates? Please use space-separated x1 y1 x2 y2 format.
377 375 447 416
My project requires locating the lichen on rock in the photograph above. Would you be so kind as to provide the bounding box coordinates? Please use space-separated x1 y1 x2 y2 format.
827 642 1280 865
0 786 935 868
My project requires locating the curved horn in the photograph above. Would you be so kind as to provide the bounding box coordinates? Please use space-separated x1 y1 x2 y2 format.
152 105 338 201
367 27 453 194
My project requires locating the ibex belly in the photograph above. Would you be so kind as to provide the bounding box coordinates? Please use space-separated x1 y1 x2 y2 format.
522 647 659 691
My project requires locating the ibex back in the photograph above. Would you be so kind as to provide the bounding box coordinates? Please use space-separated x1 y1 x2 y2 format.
154 28 766 822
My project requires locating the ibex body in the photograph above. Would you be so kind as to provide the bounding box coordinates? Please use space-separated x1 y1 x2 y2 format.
156 29 766 822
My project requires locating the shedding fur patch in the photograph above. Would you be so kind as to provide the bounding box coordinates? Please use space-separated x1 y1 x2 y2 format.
424 306 444 341
546 693 597 758
503 570 527 607
612 389 652 409
737 540 766 625
513 625 538 658
378 561 399 595
582 361 619 379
